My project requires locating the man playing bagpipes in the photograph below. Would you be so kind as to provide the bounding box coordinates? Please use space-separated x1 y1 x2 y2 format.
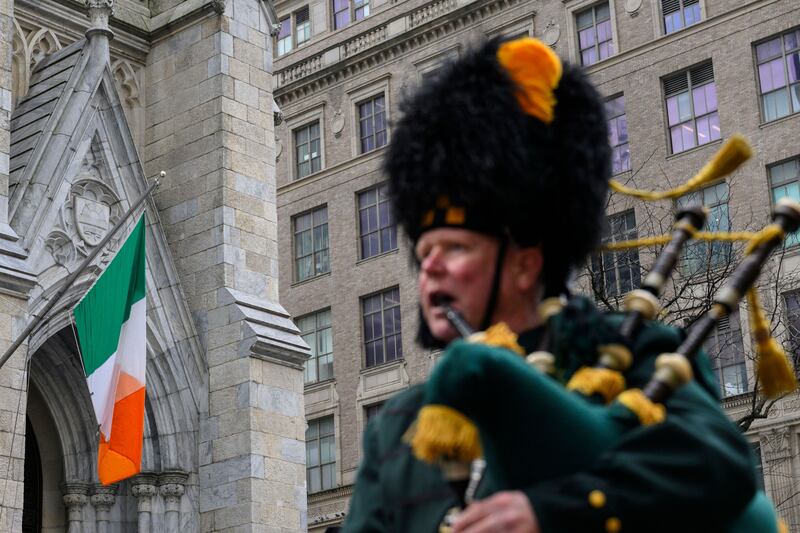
341 36 792 532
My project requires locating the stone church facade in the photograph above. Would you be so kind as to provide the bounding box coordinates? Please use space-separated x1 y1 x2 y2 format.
0 1 311 532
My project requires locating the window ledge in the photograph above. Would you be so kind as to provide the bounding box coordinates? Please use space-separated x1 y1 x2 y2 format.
291 271 332 288
758 111 800 130
360 357 405 375
292 167 327 184
665 138 723 161
356 247 399 265
305 378 336 392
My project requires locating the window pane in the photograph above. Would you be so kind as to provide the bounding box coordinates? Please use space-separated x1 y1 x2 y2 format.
576 9 594 30
705 83 718 111
666 96 680 126
677 92 692 122
670 125 684 154
597 20 611 43
693 86 707 115
708 112 721 141
322 463 335 490
680 122 695 151
763 90 791 122
696 115 710 145
596 3 610 20
579 27 595 49
756 37 782 63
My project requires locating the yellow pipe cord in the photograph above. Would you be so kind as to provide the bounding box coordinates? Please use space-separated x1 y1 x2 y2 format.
601 231 759 251
609 134 752 201
566 367 627 404
409 405 482 464
617 389 666 425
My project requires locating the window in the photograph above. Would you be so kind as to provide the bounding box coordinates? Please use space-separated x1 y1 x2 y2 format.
575 3 614 66
358 184 397 259
769 157 800 246
591 210 641 298
752 442 765 490
365 402 384 424
306 417 335 493
362 287 402 367
296 6 311 45
605 95 630 174
756 29 800 123
784 291 800 370
332 0 369 30
678 182 730 274
662 0 701 35
703 312 747 397
277 7 311 56
358 94 387 154
298 309 333 384
277 17 292 55
664 63 720 154
293 206 330 282
294 121 321 179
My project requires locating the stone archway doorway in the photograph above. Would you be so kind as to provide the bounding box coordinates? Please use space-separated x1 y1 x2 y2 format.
24 379 68 533
22 417 42 533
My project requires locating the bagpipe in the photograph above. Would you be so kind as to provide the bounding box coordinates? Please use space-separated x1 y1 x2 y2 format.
407 135 797 533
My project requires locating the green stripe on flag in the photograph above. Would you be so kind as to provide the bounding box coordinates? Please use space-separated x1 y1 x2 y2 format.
74 215 146 376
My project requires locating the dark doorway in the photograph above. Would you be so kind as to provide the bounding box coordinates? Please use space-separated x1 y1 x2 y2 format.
22 417 42 533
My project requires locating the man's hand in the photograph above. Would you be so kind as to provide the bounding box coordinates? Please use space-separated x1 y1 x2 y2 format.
452 491 540 533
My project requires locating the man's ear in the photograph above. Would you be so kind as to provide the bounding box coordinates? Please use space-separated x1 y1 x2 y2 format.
513 246 543 292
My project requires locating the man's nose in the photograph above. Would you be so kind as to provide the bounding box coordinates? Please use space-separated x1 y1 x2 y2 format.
421 247 446 275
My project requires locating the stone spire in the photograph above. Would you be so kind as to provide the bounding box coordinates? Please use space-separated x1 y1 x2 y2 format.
85 0 114 60
86 0 114 31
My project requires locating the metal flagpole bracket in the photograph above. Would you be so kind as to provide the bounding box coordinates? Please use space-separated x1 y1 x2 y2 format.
0 173 163 372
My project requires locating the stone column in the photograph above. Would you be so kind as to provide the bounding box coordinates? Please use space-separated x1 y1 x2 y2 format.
131 474 157 533
159 471 187 533
62 482 90 533
762 429 797 527
90 484 117 533
143 0 309 531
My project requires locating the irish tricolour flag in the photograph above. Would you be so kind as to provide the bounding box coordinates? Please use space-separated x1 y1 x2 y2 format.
74 215 147 485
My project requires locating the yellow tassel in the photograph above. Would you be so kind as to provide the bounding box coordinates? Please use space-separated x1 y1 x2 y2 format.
617 389 666 426
409 405 482 464
747 288 797 398
566 367 627 404
468 322 526 355
609 134 751 201
778 518 789 533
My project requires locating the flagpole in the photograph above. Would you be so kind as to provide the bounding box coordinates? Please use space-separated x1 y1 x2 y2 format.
0 173 163 372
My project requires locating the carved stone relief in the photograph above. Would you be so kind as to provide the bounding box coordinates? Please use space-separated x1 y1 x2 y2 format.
625 0 642 17
111 59 142 109
12 20 64 106
44 142 123 269
542 20 560 46
332 109 345 138
762 427 792 461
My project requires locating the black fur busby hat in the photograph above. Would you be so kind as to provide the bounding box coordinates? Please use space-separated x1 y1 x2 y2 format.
386 37 611 295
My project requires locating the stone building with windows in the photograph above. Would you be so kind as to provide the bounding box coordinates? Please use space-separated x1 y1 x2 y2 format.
0 0 317 532
273 0 800 530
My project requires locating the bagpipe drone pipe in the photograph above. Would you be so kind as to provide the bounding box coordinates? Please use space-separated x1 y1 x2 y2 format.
408 136 798 533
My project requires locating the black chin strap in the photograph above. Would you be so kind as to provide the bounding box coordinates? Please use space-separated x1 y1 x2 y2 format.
479 235 509 331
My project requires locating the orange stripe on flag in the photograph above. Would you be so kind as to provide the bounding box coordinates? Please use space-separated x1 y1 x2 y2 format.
98 376 145 485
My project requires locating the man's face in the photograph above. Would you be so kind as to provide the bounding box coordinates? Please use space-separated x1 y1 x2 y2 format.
415 228 500 343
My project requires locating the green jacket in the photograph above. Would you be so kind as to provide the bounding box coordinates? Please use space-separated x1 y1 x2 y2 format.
343 302 758 532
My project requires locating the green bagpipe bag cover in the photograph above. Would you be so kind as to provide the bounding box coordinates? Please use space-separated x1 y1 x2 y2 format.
418 340 784 532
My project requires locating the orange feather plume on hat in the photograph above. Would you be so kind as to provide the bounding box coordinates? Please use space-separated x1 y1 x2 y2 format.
496 38 563 124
